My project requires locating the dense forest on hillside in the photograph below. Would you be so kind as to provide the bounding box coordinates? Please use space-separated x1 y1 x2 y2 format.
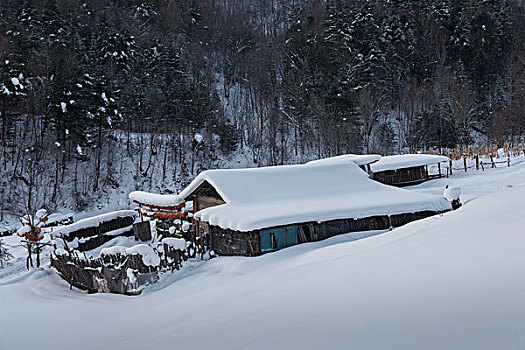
0 0 524 218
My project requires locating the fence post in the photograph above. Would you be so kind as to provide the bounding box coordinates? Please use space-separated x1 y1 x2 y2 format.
508 158 510 167
475 154 479 170
463 156 467 172
490 154 496 168
449 159 453 175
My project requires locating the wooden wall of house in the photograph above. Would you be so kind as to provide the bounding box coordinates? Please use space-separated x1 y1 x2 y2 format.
191 181 225 211
196 196 225 211
205 210 446 257
209 226 259 256
372 166 428 186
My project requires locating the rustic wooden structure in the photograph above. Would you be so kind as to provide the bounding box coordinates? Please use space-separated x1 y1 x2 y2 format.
370 154 449 187
207 211 444 256
52 212 136 252
371 166 435 186
51 240 186 295
129 191 191 240
133 221 152 242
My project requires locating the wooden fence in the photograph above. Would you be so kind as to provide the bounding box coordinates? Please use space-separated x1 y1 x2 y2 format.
51 241 186 295
447 155 511 175
58 215 136 252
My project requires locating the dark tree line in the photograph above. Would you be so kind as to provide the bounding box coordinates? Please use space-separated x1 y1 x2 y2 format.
0 0 523 216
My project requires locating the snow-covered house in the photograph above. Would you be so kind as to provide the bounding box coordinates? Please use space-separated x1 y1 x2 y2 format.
172 159 451 256
370 154 449 186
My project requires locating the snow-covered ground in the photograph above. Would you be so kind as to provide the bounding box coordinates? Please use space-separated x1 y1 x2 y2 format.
1 157 525 349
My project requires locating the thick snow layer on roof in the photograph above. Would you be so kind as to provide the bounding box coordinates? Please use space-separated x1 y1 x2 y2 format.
129 191 182 207
306 154 381 167
52 210 137 238
180 161 451 232
371 154 449 172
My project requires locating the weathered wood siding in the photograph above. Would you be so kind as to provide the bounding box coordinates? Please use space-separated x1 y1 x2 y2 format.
372 166 429 186
205 210 446 256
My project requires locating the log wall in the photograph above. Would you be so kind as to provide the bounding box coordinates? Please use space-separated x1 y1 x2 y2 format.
372 166 430 186
206 210 446 256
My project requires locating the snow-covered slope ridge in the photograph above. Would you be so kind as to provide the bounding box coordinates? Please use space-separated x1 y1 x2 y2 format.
180 160 451 231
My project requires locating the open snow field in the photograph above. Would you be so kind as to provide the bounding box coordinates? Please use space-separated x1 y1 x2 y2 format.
1 158 525 350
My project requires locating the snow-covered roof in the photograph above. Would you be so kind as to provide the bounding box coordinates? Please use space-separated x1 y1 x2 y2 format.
370 154 449 172
179 161 451 232
129 191 181 207
306 154 381 167
52 210 137 238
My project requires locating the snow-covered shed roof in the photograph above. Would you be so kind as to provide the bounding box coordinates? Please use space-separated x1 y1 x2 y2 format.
306 154 381 167
129 191 181 208
52 210 137 238
179 161 451 232
370 154 449 173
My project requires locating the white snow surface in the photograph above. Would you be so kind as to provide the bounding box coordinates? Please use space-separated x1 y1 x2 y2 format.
443 186 461 201
180 161 451 231
306 153 381 166
51 210 137 238
128 190 181 207
1 158 525 350
371 154 449 172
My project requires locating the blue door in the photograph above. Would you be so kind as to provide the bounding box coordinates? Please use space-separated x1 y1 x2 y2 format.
260 226 298 253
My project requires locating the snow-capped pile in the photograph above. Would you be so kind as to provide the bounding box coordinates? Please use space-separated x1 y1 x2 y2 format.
176 160 451 232
128 191 182 207
371 154 449 172
306 154 381 167
51 210 137 238
443 186 461 201
194 133 204 143
161 237 187 251
100 246 128 257
126 244 160 266
181 222 191 232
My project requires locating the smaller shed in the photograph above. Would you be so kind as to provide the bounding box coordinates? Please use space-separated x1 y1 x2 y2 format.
128 191 190 239
370 154 449 186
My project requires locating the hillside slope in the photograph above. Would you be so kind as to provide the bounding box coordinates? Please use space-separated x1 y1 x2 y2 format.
1 161 525 349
